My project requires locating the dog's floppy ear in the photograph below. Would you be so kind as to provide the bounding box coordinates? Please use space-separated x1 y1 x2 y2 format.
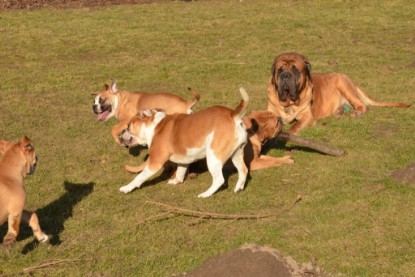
304 57 312 81
246 118 259 137
18 136 34 152
271 63 276 76
270 62 278 90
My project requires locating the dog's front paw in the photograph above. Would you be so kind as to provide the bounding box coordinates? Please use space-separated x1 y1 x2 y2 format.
120 184 135 193
38 234 49 243
283 155 294 164
167 179 183 185
197 191 213 198
233 187 244 193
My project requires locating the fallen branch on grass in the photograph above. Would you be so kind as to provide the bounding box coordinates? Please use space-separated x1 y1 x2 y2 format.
277 131 346 157
138 195 302 225
23 258 87 273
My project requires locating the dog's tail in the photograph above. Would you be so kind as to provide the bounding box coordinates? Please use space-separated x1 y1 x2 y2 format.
185 87 201 112
231 87 249 118
356 86 411 108
123 162 147 173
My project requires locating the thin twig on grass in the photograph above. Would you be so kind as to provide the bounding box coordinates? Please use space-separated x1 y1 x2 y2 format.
138 194 302 225
22 258 86 273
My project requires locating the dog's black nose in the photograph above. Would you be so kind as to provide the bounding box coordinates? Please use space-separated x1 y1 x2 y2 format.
280 72 292 80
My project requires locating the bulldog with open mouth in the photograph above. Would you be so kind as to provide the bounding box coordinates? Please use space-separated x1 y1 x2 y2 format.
92 81 200 143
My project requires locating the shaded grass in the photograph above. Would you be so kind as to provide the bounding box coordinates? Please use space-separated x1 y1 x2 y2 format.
0 0 414 276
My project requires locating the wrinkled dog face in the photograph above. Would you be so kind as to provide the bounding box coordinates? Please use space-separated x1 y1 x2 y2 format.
92 83 118 122
119 110 156 148
271 53 312 105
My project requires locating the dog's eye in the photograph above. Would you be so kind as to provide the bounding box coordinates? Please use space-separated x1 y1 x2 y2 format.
99 98 105 104
291 65 299 73
277 68 283 74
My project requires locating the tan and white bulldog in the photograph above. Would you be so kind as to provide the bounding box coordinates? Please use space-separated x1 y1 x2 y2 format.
123 110 294 175
92 81 200 143
0 136 48 250
268 52 411 134
119 87 250 198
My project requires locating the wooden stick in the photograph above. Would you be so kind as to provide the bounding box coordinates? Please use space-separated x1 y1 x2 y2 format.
23 258 84 273
142 195 302 222
277 131 346 157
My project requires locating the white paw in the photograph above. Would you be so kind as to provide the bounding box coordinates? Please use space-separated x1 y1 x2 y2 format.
120 185 134 193
39 234 49 243
167 179 182 185
197 191 213 198
234 187 244 193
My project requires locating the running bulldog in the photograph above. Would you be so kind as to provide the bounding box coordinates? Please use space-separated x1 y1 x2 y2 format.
92 81 200 143
0 136 48 250
119 88 250 198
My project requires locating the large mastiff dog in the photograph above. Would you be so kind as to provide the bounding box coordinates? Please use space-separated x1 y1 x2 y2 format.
0 136 48 250
267 52 411 134
92 81 200 143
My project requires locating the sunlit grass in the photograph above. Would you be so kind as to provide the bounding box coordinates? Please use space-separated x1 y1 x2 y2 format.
0 0 414 276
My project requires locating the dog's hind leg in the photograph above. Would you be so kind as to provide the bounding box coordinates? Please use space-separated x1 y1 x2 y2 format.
22 210 48 242
168 164 188 185
336 75 367 117
198 152 225 198
231 146 248 193
3 212 22 249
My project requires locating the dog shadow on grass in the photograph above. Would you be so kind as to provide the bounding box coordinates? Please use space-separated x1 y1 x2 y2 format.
0 181 94 255
263 138 324 156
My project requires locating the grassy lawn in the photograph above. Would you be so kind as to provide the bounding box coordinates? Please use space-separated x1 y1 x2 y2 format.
0 0 414 275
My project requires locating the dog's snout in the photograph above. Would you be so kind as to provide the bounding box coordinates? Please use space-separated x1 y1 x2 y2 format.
280 72 292 80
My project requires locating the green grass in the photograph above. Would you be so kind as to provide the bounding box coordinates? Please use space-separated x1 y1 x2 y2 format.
0 0 414 275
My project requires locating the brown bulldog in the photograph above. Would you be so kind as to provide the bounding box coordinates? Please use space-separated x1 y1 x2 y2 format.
0 136 48 250
92 81 200 143
242 110 293 171
268 52 411 134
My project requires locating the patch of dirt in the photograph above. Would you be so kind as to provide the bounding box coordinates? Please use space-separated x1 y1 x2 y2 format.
370 123 400 139
174 244 324 277
0 0 155 10
390 162 415 185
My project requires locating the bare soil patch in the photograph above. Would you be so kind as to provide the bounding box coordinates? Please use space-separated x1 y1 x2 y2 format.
391 162 415 185
174 244 324 277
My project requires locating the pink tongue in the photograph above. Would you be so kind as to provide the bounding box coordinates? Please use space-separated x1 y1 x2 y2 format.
97 110 110 121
